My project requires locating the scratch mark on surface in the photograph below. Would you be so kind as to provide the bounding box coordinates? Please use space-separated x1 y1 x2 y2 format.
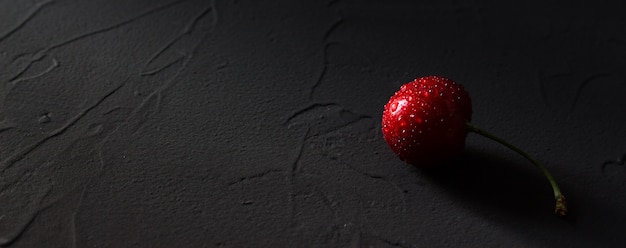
131 35 209 134
140 4 214 76
340 160 408 213
0 182 53 247
102 106 127 116
358 232 414 248
210 0 219 25
8 57 59 85
130 1 214 134
291 128 310 176
538 72 611 112
285 102 373 131
0 84 122 173
309 184 340 241
285 102 341 124
538 71 570 110
286 127 310 230
140 55 185 76
374 236 413 248
309 41 374 101
350 231 362 248
85 7 213 177
47 0 187 51
537 71 549 108
309 43 330 100
7 53 47 85
323 18 343 42
0 126 13 133
569 73 610 112
602 153 626 189
95 144 106 174
309 116 373 139
130 53 189 135
69 188 87 248
313 186 337 217
328 0 341 8
309 11 343 100
227 169 283 186
603 154 626 169
0 119 14 133
0 0 55 43
8 0 187 81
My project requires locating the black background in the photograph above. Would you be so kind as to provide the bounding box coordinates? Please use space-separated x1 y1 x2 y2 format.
1 0 626 247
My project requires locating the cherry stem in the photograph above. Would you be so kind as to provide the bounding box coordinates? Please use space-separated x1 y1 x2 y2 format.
465 122 567 217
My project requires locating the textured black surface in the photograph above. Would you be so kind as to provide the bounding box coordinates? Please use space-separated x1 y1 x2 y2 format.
1 0 626 247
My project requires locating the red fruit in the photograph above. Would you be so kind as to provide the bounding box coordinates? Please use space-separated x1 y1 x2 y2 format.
381 75 568 217
382 76 472 167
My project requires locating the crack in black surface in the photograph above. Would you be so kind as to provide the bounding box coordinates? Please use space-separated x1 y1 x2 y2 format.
372 235 414 248
310 115 372 140
0 182 53 247
9 57 59 85
285 102 340 124
285 102 373 125
569 73 610 112
0 119 14 133
131 0 215 134
285 127 310 233
0 83 122 174
309 17 343 100
538 71 612 113
68 188 87 248
309 44 329 100
602 153 626 189
46 0 188 51
8 0 188 83
0 0 54 44
227 168 283 186
141 3 216 76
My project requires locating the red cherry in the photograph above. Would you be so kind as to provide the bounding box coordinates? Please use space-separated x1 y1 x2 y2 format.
382 76 471 167
382 76 567 217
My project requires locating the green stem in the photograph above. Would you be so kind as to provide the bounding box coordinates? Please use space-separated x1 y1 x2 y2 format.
466 122 567 217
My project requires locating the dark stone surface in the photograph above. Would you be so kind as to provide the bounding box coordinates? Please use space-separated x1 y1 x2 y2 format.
1 0 625 247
